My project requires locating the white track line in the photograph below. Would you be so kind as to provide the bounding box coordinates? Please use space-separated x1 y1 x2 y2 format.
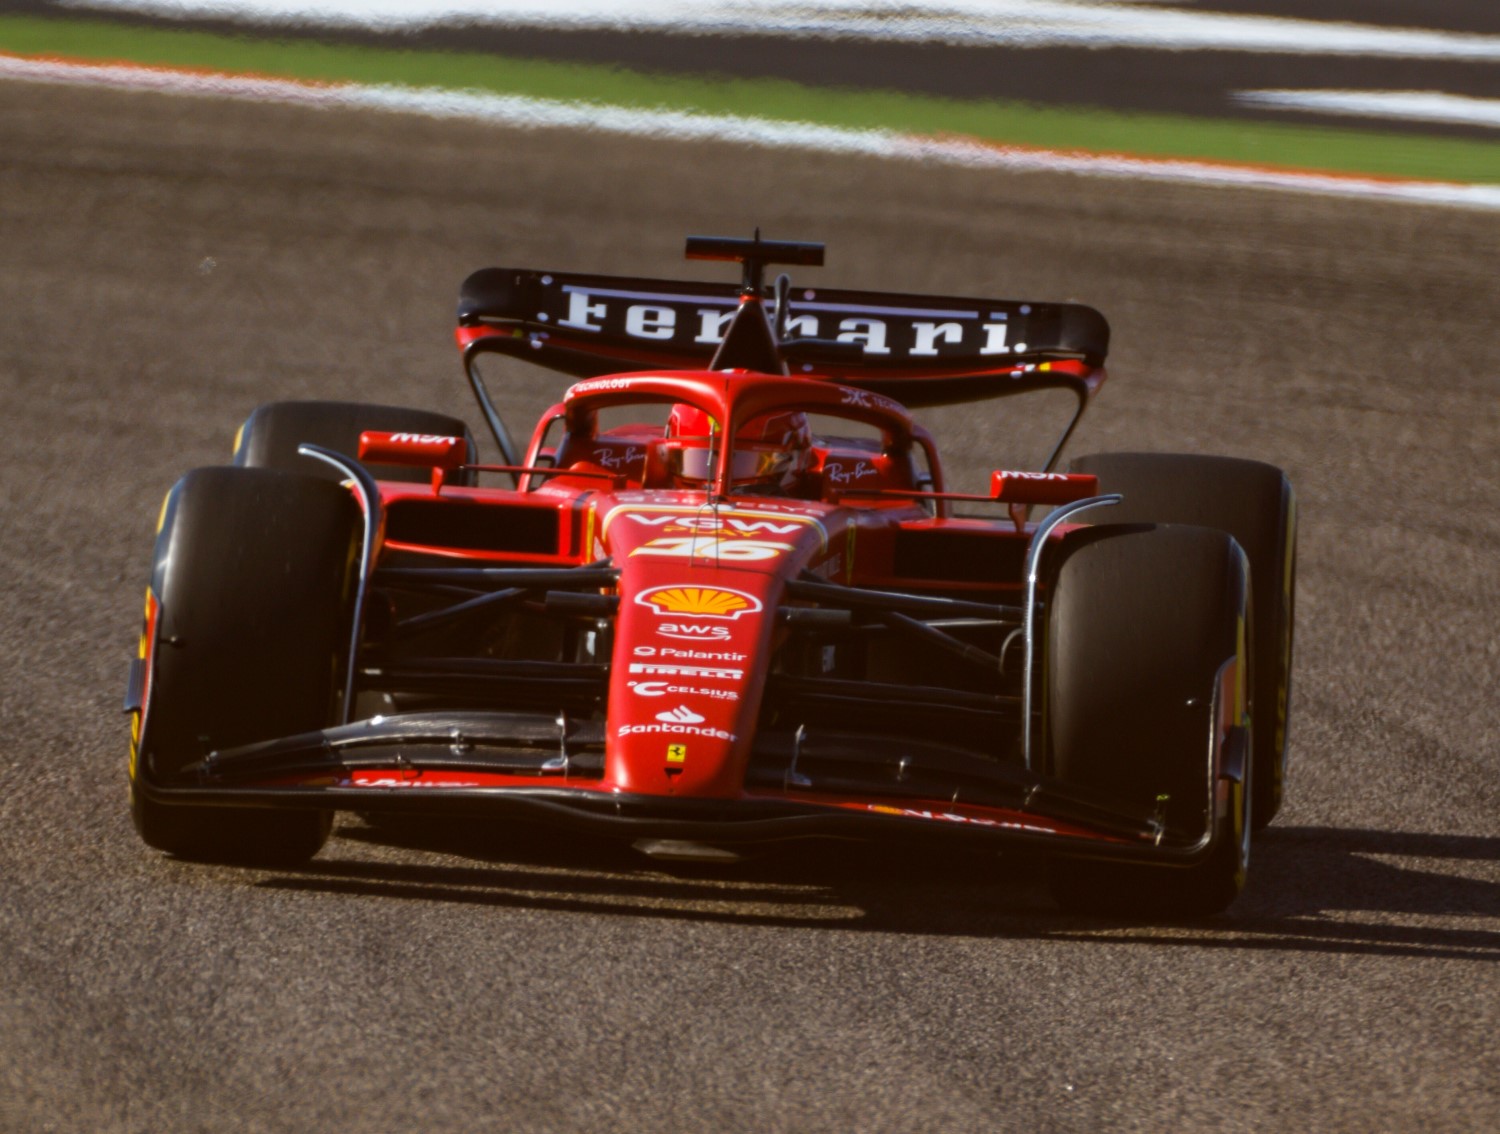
63 0 1500 59
1237 90 1500 130
7 54 1500 211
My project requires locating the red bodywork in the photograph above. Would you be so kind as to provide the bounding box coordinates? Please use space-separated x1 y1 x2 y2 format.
133 242 1243 866
341 369 1125 846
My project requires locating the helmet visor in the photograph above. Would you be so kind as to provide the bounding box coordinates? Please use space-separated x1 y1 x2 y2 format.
667 443 790 485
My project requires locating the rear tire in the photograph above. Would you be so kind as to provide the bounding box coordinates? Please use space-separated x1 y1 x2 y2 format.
129 466 357 865
1044 524 1252 917
1069 451 1295 828
234 400 477 484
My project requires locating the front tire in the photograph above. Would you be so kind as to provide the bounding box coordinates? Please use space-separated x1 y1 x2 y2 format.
1069 452 1295 828
1043 523 1252 917
129 466 357 865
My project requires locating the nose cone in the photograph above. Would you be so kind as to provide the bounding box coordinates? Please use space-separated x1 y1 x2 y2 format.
607 569 777 797
597 498 829 798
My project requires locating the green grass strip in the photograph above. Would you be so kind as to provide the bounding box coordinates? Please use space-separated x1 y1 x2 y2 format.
4 13 1498 183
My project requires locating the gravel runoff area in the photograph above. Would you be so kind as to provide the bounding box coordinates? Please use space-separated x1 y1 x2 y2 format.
0 79 1496 1133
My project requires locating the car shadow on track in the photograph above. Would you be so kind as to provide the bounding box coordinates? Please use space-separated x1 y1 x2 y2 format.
253 821 1500 961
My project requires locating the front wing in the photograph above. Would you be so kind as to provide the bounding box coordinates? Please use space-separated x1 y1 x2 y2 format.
131 709 1248 868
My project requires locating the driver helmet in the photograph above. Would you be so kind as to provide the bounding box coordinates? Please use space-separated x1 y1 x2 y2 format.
663 404 813 495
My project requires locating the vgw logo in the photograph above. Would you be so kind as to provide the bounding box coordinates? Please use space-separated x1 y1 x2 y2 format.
623 514 803 536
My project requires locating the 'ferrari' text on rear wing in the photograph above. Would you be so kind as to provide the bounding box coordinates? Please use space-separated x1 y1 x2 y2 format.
457 267 1108 406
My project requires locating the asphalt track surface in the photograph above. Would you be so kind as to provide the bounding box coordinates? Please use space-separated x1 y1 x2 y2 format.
1 80 1497 1133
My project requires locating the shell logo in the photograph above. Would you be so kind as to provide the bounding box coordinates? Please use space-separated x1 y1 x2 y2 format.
635 585 763 620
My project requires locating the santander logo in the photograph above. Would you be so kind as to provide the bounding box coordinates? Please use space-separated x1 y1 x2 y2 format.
656 705 705 724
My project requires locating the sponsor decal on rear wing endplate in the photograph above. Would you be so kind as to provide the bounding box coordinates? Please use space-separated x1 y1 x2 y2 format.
456 267 1108 408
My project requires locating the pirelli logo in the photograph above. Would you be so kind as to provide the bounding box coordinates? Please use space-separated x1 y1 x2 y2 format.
628 662 744 681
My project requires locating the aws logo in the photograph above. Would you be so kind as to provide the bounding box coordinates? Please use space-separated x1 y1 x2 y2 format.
658 622 732 643
634 586 763 621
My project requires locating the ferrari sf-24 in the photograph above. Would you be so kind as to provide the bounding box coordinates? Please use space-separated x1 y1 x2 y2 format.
125 235 1296 915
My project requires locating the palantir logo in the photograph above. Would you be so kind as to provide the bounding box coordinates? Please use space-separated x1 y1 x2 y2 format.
656 705 705 725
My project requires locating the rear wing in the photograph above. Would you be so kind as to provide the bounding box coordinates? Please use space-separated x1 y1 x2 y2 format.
456 268 1108 408
454 235 1111 468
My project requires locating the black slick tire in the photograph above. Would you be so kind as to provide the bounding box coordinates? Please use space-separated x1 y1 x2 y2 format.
129 466 357 865
1044 523 1252 918
1069 451 1296 828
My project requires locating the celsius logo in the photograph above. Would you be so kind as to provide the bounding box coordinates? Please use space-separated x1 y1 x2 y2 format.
656 705 705 724
635 586 763 620
630 682 738 702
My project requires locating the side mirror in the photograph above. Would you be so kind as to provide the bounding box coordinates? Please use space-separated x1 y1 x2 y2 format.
358 431 468 471
990 470 1099 505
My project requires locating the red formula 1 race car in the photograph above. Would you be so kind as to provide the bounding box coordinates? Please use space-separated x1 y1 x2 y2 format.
125 235 1296 916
